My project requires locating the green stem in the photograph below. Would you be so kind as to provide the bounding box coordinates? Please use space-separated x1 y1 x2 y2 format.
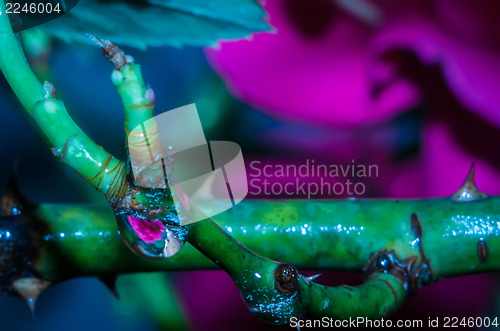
31 197 500 279
0 5 43 111
20 194 498 322
0 2 126 203
302 273 406 319
21 28 52 79
112 63 155 135
27 193 500 322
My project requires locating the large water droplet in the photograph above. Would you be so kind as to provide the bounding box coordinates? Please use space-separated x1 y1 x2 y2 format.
115 213 185 259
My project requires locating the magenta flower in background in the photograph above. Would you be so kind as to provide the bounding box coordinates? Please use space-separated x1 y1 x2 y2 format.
374 0 500 126
206 0 500 127
206 0 420 127
206 0 500 198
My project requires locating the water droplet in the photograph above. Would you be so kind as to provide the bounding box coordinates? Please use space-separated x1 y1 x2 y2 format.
115 213 185 258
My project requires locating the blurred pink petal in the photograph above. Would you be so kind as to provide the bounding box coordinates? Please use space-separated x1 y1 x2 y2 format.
374 0 500 127
207 0 500 127
206 0 420 127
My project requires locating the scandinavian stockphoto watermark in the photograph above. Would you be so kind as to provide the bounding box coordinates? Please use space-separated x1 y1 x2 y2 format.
248 159 378 199
127 104 248 226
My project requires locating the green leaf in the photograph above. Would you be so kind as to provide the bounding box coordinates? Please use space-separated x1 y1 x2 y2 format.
39 0 271 49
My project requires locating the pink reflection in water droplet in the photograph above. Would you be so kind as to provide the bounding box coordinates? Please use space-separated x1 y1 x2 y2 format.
127 216 165 244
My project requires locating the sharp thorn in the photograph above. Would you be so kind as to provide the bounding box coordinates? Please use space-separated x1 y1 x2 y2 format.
98 275 119 299
450 163 488 202
12 277 52 315
26 297 35 316
303 274 321 286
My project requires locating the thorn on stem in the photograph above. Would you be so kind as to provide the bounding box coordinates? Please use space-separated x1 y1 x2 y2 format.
302 274 321 286
450 163 488 202
12 277 52 315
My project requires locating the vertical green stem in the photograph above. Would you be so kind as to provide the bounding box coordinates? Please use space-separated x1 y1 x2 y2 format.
0 4 127 203
0 4 43 110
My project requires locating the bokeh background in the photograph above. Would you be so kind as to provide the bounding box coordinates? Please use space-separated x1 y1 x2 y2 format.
1 0 500 329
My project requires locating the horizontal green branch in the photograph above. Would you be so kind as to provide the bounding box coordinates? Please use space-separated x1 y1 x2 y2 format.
4 193 491 322
30 196 500 280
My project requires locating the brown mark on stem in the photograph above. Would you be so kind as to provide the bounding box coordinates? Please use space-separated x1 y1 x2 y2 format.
104 161 127 203
365 213 433 295
410 213 429 263
373 278 398 306
274 264 299 295
87 35 128 70
407 213 432 291
478 239 488 263
85 155 113 182
59 135 74 162
340 285 353 292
